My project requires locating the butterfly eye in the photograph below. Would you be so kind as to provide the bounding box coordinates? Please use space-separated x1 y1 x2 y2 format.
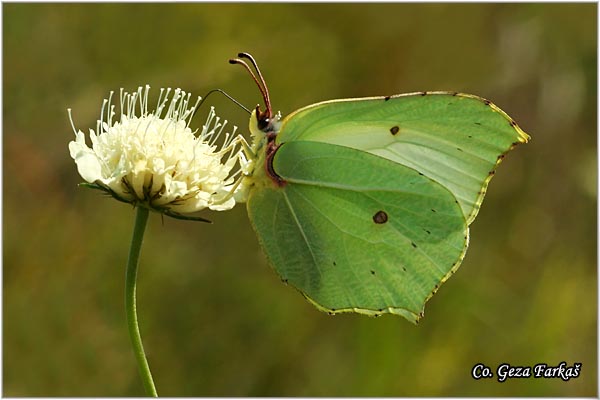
258 116 270 131
255 106 272 132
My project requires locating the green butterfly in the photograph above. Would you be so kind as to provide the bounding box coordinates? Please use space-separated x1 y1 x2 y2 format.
230 53 529 323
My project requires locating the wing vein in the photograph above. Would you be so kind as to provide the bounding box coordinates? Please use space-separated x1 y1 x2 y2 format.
292 185 449 278
281 190 324 284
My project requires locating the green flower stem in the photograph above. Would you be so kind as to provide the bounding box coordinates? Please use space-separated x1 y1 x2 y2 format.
125 206 158 397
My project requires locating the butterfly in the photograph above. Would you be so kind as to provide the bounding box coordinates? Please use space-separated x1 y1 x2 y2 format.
229 53 529 323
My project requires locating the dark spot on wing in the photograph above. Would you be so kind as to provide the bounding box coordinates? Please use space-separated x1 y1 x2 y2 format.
468 135 473 138
390 126 400 135
423 228 431 234
333 261 337 266
402 266 407 272
457 147 463 152
474 122 481 126
431 208 436 213
373 210 388 224
411 242 417 248
370 270 376 275
384 95 391 101
418 172 424 176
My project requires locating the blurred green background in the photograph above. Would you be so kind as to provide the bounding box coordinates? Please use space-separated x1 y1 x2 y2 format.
3 3 596 397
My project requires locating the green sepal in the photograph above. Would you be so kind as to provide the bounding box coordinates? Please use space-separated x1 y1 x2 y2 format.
78 181 212 223
161 209 212 223
78 181 133 204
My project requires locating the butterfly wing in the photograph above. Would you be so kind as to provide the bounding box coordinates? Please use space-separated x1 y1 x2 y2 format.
247 141 467 322
275 92 530 224
246 92 528 321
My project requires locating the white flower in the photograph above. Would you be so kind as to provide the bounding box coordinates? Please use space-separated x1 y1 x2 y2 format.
68 85 243 218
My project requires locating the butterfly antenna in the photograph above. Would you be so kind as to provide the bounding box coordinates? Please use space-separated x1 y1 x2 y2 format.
237 52 272 117
229 54 272 118
196 88 250 114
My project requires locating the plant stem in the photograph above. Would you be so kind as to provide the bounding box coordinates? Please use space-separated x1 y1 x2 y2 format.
125 206 158 397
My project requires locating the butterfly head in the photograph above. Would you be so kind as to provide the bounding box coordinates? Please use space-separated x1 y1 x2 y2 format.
230 52 280 137
254 105 281 135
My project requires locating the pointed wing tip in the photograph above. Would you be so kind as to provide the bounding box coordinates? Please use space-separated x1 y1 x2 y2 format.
518 130 531 144
511 122 531 144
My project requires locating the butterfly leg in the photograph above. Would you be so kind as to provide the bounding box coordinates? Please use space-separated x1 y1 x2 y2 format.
210 134 258 205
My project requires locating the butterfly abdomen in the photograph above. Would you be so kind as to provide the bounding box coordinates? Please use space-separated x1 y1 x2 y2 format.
265 140 286 187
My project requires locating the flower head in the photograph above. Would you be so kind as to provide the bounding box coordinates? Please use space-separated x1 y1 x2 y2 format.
68 85 243 219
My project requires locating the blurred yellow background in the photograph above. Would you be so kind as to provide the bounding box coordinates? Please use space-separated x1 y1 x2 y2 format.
3 3 596 396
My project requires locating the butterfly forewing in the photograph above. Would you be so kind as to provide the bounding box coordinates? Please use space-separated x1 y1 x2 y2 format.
276 93 529 225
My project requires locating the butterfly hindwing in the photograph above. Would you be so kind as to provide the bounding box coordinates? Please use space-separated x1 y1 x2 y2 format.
247 141 467 322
